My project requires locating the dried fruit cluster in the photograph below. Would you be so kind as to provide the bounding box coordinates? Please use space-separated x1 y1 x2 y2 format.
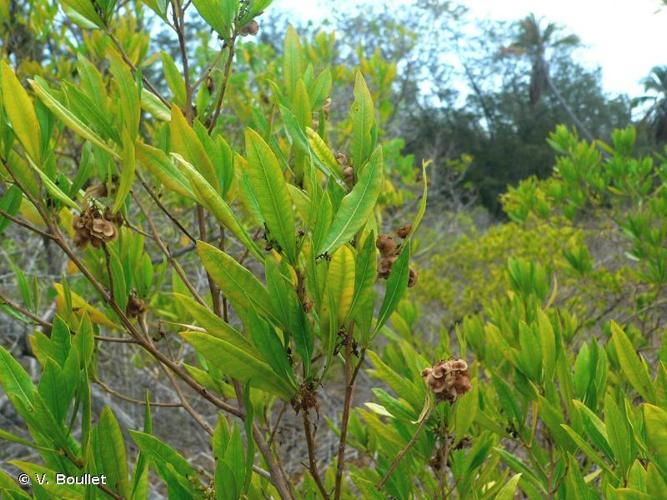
421 359 472 403
72 204 120 249
376 225 418 287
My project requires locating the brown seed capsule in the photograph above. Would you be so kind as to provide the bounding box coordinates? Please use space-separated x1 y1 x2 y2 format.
422 359 471 403
396 224 412 239
322 97 332 119
342 166 354 186
408 268 418 288
239 20 259 36
376 234 397 257
84 183 108 198
378 255 397 279
335 152 349 167
126 293 147 318
91 218 117 241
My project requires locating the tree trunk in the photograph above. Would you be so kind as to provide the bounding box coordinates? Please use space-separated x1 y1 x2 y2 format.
544 68 595 142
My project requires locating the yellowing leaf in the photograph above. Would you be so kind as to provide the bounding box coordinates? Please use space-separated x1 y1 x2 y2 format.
170 106 218 190
0 61 41 162
30 78 120 159
324 245 356 324
53 283 121 330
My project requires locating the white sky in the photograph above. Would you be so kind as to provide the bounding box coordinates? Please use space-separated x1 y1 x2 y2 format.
272 0 667 97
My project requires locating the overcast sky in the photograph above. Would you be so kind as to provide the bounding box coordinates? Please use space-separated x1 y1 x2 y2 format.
272 0 667 97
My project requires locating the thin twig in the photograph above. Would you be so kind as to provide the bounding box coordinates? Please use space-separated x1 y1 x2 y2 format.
207 36 237 133
0 207 53 240
333 341 364 499
303 410 330 499
0 290 51 328
133 192 207 306
137 171 197 243
94 377 182 408
377 406 433 491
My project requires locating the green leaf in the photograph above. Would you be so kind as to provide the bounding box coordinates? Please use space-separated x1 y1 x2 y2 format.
192 0 238 39
610 321 655 402
244 128 297 262
350 72 375 169
0 345 36 406
112 128 135 213
197 241 277 324
0 185 22 234
374 243 410 335
109 56 140 138
643 404 667 477
172 292 257 354
605 394 634 475
129 430 196 488
170 106 218 190
161 52 186 107
136 142 194 199
9 461 84 499
181 332 296 398
172 153 263 261
0 61 42 162
283 26 304 99
95 407 130 497
561 424 617 478
30 77 120 159
453 383 478 445
319 146 384 255
495 473 522 500
27 156 80 210
348 231 377 322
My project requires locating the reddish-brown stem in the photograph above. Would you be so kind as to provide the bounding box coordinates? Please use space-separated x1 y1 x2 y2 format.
333 341 365 499
303 410 330 499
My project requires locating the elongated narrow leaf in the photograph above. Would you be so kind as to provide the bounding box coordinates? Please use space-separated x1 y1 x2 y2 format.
197 241 277 323
0 345 37 405
136 142 193 198
0 185 22 234
244 128 297 262
374 242 410 335
170 106 218 190
129 430 195 479
495 474 522 500
1 61 42 162
283 26 304 98
409 160 429 237
324 244 356 324
306 127 343 178
610 321 655 402
30 78 120 159
182 332 297 398
172 292 257 353
350 72 375 169
643 404 667 476
95 407 131 498
173 154 263 261
112 128 135 213
9 461 83 498
348 231 377 321
319 146 383 255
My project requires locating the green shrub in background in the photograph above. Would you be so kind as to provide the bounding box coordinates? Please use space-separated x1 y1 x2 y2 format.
0 1 665 500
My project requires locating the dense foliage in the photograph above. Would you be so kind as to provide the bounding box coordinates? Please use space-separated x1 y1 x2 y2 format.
0 1 666 500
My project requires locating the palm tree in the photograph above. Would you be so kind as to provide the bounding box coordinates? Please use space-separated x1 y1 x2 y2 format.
501 14 594 142
633 66 667 143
